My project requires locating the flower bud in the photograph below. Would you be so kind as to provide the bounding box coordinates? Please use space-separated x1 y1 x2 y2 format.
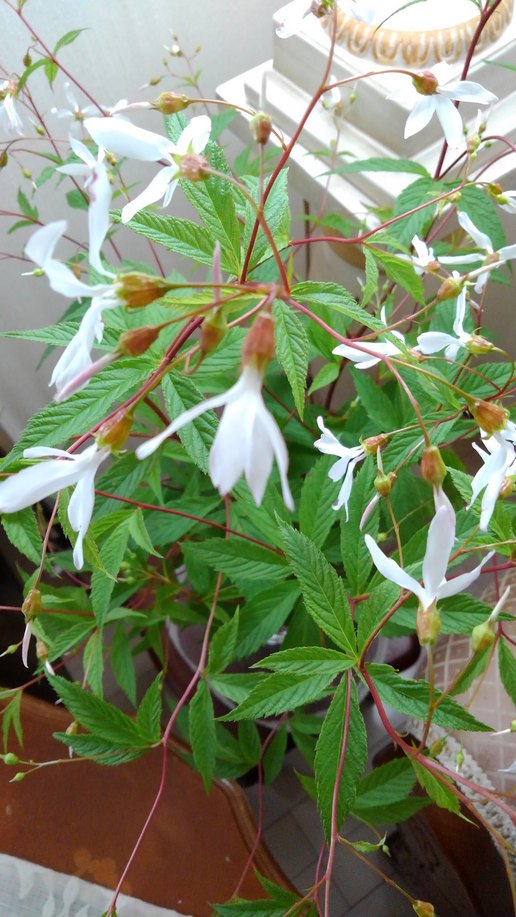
2 753 20 765
436 275 463 302
23 52 31 67
118 325 160 356
417 604 441 645
413 902 435 917
374 470 396 497
455 750 465 769
178 152 208 182
11 772 25 782
66 720 78 737
22 588 42 624
243 312 275 370
36 638 50 661
362 433 388 456
421 446 447 488
95 409 133 453
0 150 8 168
469 400 509 435
488 182 503 198
412 71 439 96
200 309 227 355
152 91 190 114
250 112 273 146
465 334 494 355
471 620 496 653
499 475 514 499
117 272 171 308
428 738 446 757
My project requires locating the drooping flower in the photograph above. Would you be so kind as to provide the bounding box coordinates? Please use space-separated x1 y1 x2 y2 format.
85 114 211 224
0 77 24 136
136 363 294 509
0 444 109 569
388 62 496 149
313 416 366 518
57 136 112 274
332 331 406 370
365 494 492 615
457 211 516 293
417 287 475 361
468 432 516 531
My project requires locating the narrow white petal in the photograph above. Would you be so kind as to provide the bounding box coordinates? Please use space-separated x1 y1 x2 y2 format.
0 460 83 513
57 163 91 177
23 447 74 459
404 97 435 139
21 622 32 668
209 397 256 497
43 261 97 299
85 116 173 161
434 96 465 149
498 244 516 263
423 505 455 600
333 456 362 519
121 167 175 223
69 135 94 166
87 160 112 272
67 467 97 570
437 551 494 599
178 115 211 155
446 82 497 106
135 389 231 460
457 211 492 252
255 400 294 510
364 534 426 605
453 289 467 336
25 221 67 269
417 331 459 355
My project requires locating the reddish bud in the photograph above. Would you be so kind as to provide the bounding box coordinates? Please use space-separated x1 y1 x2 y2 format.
413 901 436 917
421 446 447 488
412 71 439 95
0 150 8 169
178 153 208 182
469 399 508 435
242 313 275 370
362 433 389 455
117 272 171 308
436 275 463 302
153 91 190 114
466 334 494 355
200 309 227 355
95 409 133 453
471 620 496 653
250 112 273 146
374 470 396 497
118 325 160 356
488 182 503 197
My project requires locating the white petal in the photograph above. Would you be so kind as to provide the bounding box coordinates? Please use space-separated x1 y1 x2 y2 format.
457 211 492 252
43 261 97 299
86 159 112 272
445 81 497 106
417 331 459 356
404 96 435 139
135 388 232 460
333 455 362 519
423 505 455 600
23 447 74 459
178 115 211 155
437 551 494 599
121 166 175 223
434 95 465 149
21 622 32 668
254 400 294 510
452 288 467 336
209 395 257 497
498 244 516 263
85 116 173 161
57 163 91 177
68 466 98 570
0 459 84 513
25 221 67 269
364 534 426 605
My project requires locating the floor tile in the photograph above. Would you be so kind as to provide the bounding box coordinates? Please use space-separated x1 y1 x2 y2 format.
263 811 321 877
345 877 414 916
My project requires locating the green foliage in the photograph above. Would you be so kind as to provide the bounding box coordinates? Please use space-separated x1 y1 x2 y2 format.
1 507 42 564
189 679 216 791
498 640 516 705
412 760 461 815
299 457 337 549
351 758 430 825
273 300 309 417
162 372 218 473
340 457 379 595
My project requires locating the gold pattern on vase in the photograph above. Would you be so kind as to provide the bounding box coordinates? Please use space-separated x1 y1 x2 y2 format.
322 0 514 66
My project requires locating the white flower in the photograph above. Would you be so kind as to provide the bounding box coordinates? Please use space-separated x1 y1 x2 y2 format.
457 211 516 293
468 433 516 531
417 286 474 361
0 444 109 569
136 364 294 509
495 190 516 214
57 136 112 274
25 222 119 400
388 62 497 149
313 416 365 518
50 82 98 130
365 494 493 612
333 331 406 370
85 115 211 224
0 78 24 136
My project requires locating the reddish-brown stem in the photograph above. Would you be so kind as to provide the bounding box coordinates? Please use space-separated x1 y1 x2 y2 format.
324 668 352 917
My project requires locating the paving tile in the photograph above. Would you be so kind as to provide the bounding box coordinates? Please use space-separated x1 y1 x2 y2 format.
332 842 387 907
263 811 321 878
344 878 414 916
290 797 325 855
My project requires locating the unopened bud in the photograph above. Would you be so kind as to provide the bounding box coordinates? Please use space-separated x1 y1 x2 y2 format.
455 750 465 769
417 604 441 645
469 399 508 435
488 182 503 197
250 112 272 146
95 409 133 453
178 152 208 182
412 71 439 96
2 753 20 765
413 902 435 917
436 275 463 302
149 76 161 86
36 639 50 662
153 91 189 114
118 325 160 356
466 334 494 355
66 720 78 737
0 150 8 168
35 124 45 136
22 588 42 624
429 738 446 757
11 772 25 782
421 446 446 488
72 262 82 281
22 168 32 180
243 313 275 370
471 620 495 653
200 309 227 355
362 433 388 456
374 470 396 497
499 475 514 499
117 272 171 308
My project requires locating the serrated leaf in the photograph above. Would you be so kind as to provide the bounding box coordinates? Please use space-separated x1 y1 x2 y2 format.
279 521 355 654
221 672 333 721
136 675 163 744
55 732 145 766
162 372 217 474
17 188 38 219
236 582 299 660
340 458 379 595
391 176 446 247
116 211 237 271
1 507 42 564
111 625 137 706
44 57 58 86
49 675 145 746
238 720 262 764
208 610 240 674
368 664 492 732
189 679 216 791
273 300 309 418
182 537 286 592
53 28 86 54
337 157 430 177
315 677 367 839
459 185 506 250
128 508 161 557
83 631 104 697
299 457 337 549
291 281 383 332
412 760 461 815
2 321 80 347
2 692 23 752
263 725 288 784
243 170 290 272
307 362 339 395
357 581 400 651
253 646 353 677
361 247 380 307
498 640 516 705
90 520 130 626
352 369 399 430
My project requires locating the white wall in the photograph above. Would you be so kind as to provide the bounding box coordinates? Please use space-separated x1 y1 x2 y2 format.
0 0 281 443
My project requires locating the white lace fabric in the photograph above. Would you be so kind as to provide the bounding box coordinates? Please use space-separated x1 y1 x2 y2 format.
0 853 193 917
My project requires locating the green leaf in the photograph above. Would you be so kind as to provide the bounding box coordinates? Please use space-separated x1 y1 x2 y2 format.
44 57 58 86
117 211 237 271
182 537 287 592
368 664 492 732
136 675 163 743
352 758 415 813
128 509 161 557
371 248 425 303
357 582 401 652
55 732 145 765
17 188 38 220
279 520 356 653
352 369 399 430
162 372 217 474
189 680 216 791
412 760 460 815
253 646 353 677
291 281 384 332
263 725 288 784
2 692 23 751
315 677 367 839
1 508 42 564
243 169 290 272
299 457 337 549
307 362 339 395
2 321 80 347
361 247 380 307
221 672 333 721
90 520 130 626
48 675 145 746
498 640 516 705
236 582 299 660
337 157 429 177
208 610 240 675
391 176 446 247
111 625 137 706
83 632 104 697
273 300 309 418
66 188 88 210
459 185 506 250
238 720 262 764
340 458 379 595
53 28 86 54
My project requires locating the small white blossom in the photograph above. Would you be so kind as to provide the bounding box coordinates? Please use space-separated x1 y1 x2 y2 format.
313 416 365 518
0 443 109 569
85 115 211 223
388 62 496 150
468 432 516 531
57 136 112 274
333 331 405 370
50 82 98 130
136 364 294 509
417 286 474 361
457 211 516 293
0 77 24 136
